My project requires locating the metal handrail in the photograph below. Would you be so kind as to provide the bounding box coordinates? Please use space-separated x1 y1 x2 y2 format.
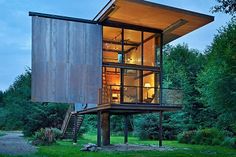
98 85 183 106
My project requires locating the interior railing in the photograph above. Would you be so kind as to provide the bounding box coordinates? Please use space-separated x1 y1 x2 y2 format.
98 85 183 106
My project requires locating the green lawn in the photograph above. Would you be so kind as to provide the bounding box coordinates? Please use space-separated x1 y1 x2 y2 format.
0 134 236 157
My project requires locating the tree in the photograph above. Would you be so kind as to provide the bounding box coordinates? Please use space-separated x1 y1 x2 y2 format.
0 91 3 107
197 20 236 133
0 69 68 135
163 44 210 130
212 0 236 17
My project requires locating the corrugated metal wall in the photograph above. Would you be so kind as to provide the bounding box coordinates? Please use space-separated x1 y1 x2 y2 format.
31 16 102 104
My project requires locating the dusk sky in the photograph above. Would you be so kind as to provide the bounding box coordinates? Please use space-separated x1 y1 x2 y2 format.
0 0 232 91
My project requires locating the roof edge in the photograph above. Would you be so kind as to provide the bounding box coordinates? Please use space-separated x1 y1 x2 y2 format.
93 0 116 22
29 12 97 24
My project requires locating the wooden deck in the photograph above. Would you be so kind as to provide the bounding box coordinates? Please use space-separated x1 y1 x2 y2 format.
78 103 182 115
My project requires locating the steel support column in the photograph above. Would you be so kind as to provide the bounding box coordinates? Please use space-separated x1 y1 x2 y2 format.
97 111 102 147
124 114 129 144
159 111 163 147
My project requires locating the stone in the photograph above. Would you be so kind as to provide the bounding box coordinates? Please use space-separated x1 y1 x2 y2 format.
80 143 98 152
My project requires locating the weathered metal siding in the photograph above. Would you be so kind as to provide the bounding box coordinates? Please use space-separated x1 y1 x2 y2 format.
31 16 102 104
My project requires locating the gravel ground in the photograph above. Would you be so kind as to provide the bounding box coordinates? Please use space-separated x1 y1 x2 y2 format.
0 131 37 155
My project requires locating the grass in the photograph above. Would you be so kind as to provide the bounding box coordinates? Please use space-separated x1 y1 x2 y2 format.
0 134 236 157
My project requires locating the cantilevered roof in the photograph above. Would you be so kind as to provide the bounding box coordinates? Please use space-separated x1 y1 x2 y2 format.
94 0 214 44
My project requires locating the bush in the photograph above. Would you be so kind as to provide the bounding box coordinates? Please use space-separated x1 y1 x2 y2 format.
221 137 236 148
177 128 233 146
134 114 160 140
50 128 62 140
177 130 196 144
134 113 182 140
32 128 62 146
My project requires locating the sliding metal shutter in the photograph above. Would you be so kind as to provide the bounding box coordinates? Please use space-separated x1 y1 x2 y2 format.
31 16 102 104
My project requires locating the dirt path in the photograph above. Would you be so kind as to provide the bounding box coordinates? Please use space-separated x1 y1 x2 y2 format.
0 131 37 155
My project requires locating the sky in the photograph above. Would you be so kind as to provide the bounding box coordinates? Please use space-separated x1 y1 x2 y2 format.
0 0 232 91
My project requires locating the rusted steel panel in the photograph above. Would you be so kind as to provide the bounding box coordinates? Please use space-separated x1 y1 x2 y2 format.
31 16 102 104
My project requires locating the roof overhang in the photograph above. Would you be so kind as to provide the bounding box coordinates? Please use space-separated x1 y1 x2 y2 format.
94 0 214 44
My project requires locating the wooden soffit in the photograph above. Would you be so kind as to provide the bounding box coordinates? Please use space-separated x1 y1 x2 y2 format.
95 0 214 44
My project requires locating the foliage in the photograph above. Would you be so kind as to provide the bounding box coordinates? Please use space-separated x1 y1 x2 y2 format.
222 137 236 148
0 91 3 107
32 128 62 146
177 128 230 146
163 44 212 132
212 0 236 17
23 102 68 136
134 114 160 140
0 69 68 136
134 113 183 140
197 20 236 134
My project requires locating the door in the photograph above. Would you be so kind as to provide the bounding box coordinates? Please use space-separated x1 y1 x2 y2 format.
31 15 102 104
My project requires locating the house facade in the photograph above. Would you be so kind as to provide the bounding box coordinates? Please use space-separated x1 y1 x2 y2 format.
30 0 214 146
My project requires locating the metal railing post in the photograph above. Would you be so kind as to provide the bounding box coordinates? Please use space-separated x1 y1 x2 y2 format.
109 85 112 103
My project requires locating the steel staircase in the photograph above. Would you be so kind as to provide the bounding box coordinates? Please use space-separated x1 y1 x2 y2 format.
61 105 85 139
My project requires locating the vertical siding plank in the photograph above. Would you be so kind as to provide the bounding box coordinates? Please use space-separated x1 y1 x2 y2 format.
31 17 102 104
85 23 102 103
32 16 51 102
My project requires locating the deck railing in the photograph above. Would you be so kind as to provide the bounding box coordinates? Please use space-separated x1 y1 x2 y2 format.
98 85 183 106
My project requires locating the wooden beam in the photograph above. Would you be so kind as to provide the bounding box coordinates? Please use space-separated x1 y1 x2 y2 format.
101 20 163 33
103 40 139 46
125 33 160 54
163 19 188 34
97 111 102 147
159 111 163 147
102 112 110 146
103 48 121 53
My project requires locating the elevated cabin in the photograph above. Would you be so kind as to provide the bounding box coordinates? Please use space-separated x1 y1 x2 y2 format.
29 0 214 146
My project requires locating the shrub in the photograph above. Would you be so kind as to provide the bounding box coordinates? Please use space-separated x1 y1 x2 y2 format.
50 128 62 140
221 137 236 148
177 130 196 144
32 128 62 146
177 128 231 146
134 114 159 140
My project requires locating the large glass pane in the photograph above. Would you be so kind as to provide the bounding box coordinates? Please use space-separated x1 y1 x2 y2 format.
143 71 159 103
124 69 140 103
103 67 120 103
143 32 156 66
124 29 142 65
103 26 122 63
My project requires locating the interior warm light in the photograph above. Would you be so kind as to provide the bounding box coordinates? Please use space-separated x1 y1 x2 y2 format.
127 58 132 62
144 83 151 88
112 93 118 98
